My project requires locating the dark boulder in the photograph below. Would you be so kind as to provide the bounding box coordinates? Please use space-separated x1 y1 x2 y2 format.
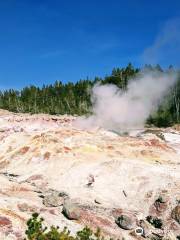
115 214 136 230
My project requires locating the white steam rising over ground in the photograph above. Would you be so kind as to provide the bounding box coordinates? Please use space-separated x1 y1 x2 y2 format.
74 71 177 132
74 18 180 132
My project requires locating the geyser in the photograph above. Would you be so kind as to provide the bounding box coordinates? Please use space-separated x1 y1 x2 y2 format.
74 70 177 132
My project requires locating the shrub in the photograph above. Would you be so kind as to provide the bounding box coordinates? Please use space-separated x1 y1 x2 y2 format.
25 213 106 240
146 216 163 229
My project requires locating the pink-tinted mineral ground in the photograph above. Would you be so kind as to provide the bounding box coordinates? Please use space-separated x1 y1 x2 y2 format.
0 109 180 239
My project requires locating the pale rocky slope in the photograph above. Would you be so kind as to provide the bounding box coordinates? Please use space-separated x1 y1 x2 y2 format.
0 109 180 239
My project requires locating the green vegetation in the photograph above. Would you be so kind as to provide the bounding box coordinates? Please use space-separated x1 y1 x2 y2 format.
25 213 105 240
146 216 163 229
0 63 179 127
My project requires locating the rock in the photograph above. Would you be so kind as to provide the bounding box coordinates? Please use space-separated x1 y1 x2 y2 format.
0 216 12 227
42 189 69 207
115 214 136 230
17 203 38 212
58 191 69 198
154 200 167 214
86 174 95 187
26 174 44 182
0 216 13 236
147 233 163 240
138 219 164 238
43 194 64 207
62 200 81 220
79 209 122 238
152 229 164 238
151 195 169 215
171 206 180 224
94 198 101 204
149 195 169 218
139 220 152 238
44 189 69 198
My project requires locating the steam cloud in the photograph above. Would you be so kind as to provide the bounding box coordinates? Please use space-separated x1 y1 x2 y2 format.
74 71 177 132
74 18 179 132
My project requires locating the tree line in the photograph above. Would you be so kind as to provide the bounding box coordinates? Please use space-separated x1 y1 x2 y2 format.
0 63 179 127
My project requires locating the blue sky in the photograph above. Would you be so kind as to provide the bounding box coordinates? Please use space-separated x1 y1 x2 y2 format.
0 0 180 89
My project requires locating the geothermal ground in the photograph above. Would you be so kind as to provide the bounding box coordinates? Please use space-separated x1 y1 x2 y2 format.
0 110 180 239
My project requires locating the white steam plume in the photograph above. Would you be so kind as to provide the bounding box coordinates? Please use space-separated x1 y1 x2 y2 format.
74 71 177 131
74 18 179 132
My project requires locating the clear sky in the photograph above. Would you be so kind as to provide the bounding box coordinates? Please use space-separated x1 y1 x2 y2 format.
0 0 180 89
